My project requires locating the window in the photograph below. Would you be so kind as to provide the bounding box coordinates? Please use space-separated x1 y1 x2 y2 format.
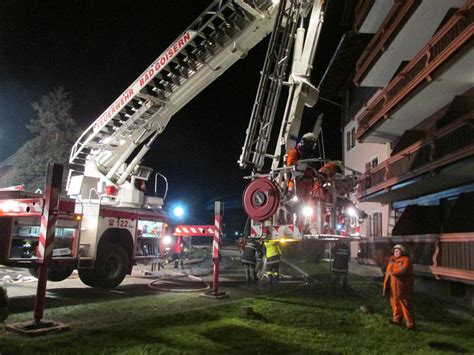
365 216 371 238
371 157 378 168
372 212 382 237
365 157 379 172
346 127 356 151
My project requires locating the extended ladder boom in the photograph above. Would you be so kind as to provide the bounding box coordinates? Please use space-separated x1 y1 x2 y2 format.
239 0 325 172
69 0 279 189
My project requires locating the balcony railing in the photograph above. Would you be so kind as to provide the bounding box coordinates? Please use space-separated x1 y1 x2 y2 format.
353 0 375 32
358 233 474 282
356 1 474 141
353 0 421 85
357 111 474 198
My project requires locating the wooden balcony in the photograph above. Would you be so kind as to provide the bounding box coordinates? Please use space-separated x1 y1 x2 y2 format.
353 0 421 85
358 233 474 283
357 110 474 201
356 1 474 142
353 0 375 32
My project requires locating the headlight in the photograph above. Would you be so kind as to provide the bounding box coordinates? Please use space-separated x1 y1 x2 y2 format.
163 235 172 245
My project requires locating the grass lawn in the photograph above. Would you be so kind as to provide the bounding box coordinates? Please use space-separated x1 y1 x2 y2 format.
0 261 473 354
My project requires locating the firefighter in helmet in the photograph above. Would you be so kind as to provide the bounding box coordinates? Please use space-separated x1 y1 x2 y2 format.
286 132 318 202
263 239 282 284
383 244 415 330
314 162 340 233
240 238 262 284
331 241 350 288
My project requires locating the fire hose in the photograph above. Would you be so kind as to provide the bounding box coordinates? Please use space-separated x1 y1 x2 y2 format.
148 273 210 292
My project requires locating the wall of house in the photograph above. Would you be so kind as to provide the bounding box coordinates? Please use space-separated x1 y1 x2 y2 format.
415 277 474 309
344 118 392 237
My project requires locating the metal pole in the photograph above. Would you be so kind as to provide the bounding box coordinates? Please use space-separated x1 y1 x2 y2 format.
212 201 222 294
34 164 63 323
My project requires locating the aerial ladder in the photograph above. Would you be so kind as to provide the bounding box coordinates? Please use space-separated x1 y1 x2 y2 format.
68 0 281 207
239 0 364 240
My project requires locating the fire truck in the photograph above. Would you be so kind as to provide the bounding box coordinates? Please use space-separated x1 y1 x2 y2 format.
0 0 281 289
0 0 364 289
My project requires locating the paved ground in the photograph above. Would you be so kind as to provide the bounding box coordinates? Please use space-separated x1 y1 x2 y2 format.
0 247 381 315
0 248 310 314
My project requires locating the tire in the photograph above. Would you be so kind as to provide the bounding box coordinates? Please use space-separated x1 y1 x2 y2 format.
92 243 129 289
78 268 99 288
29 264 74 282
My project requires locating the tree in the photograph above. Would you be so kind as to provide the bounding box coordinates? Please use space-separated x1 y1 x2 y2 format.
12 87 81 190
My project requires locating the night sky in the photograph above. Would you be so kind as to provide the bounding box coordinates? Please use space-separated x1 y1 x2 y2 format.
1 0 348 233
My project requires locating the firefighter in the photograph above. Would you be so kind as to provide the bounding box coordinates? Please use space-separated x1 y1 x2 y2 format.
314 162 339 200
331 241 350 288
240 238 262 284
286 132 318 202
173 238 184 269
237 236 246 253
263 239 282 284
314 162 339 233
383 244 415 330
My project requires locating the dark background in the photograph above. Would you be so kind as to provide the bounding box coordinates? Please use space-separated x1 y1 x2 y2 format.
0 0 350 236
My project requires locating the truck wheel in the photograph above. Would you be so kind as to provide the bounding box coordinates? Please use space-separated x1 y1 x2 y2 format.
93 244 129 289
29 264 74 282
78 269 99 287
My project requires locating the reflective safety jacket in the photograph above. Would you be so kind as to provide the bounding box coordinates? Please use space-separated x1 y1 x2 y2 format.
264 240 282 265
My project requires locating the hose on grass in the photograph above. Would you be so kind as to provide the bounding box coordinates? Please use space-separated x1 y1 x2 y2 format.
148 273 210 292
280 258 318 284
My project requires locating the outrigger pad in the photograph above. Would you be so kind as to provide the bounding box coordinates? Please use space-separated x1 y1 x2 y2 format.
6 319 69 337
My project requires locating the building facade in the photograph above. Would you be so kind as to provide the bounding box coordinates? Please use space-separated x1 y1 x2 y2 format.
320 0 473 306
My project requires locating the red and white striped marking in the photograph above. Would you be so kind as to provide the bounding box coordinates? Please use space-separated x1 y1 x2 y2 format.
212 215 222 259
250 224 302 239
0 185 25 191
37 188 58 260
0 198 43 216
174 225 216 237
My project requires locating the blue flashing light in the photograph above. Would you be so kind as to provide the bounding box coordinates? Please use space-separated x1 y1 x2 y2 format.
173 206 185 218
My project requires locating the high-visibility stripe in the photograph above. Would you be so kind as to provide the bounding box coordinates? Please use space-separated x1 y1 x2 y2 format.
37 186 58 261
213 215 221 259
251 224 302 239
174 225 216 236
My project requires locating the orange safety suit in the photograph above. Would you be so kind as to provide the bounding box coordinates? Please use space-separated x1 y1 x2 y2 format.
286 148 316 202
383 255 415 328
